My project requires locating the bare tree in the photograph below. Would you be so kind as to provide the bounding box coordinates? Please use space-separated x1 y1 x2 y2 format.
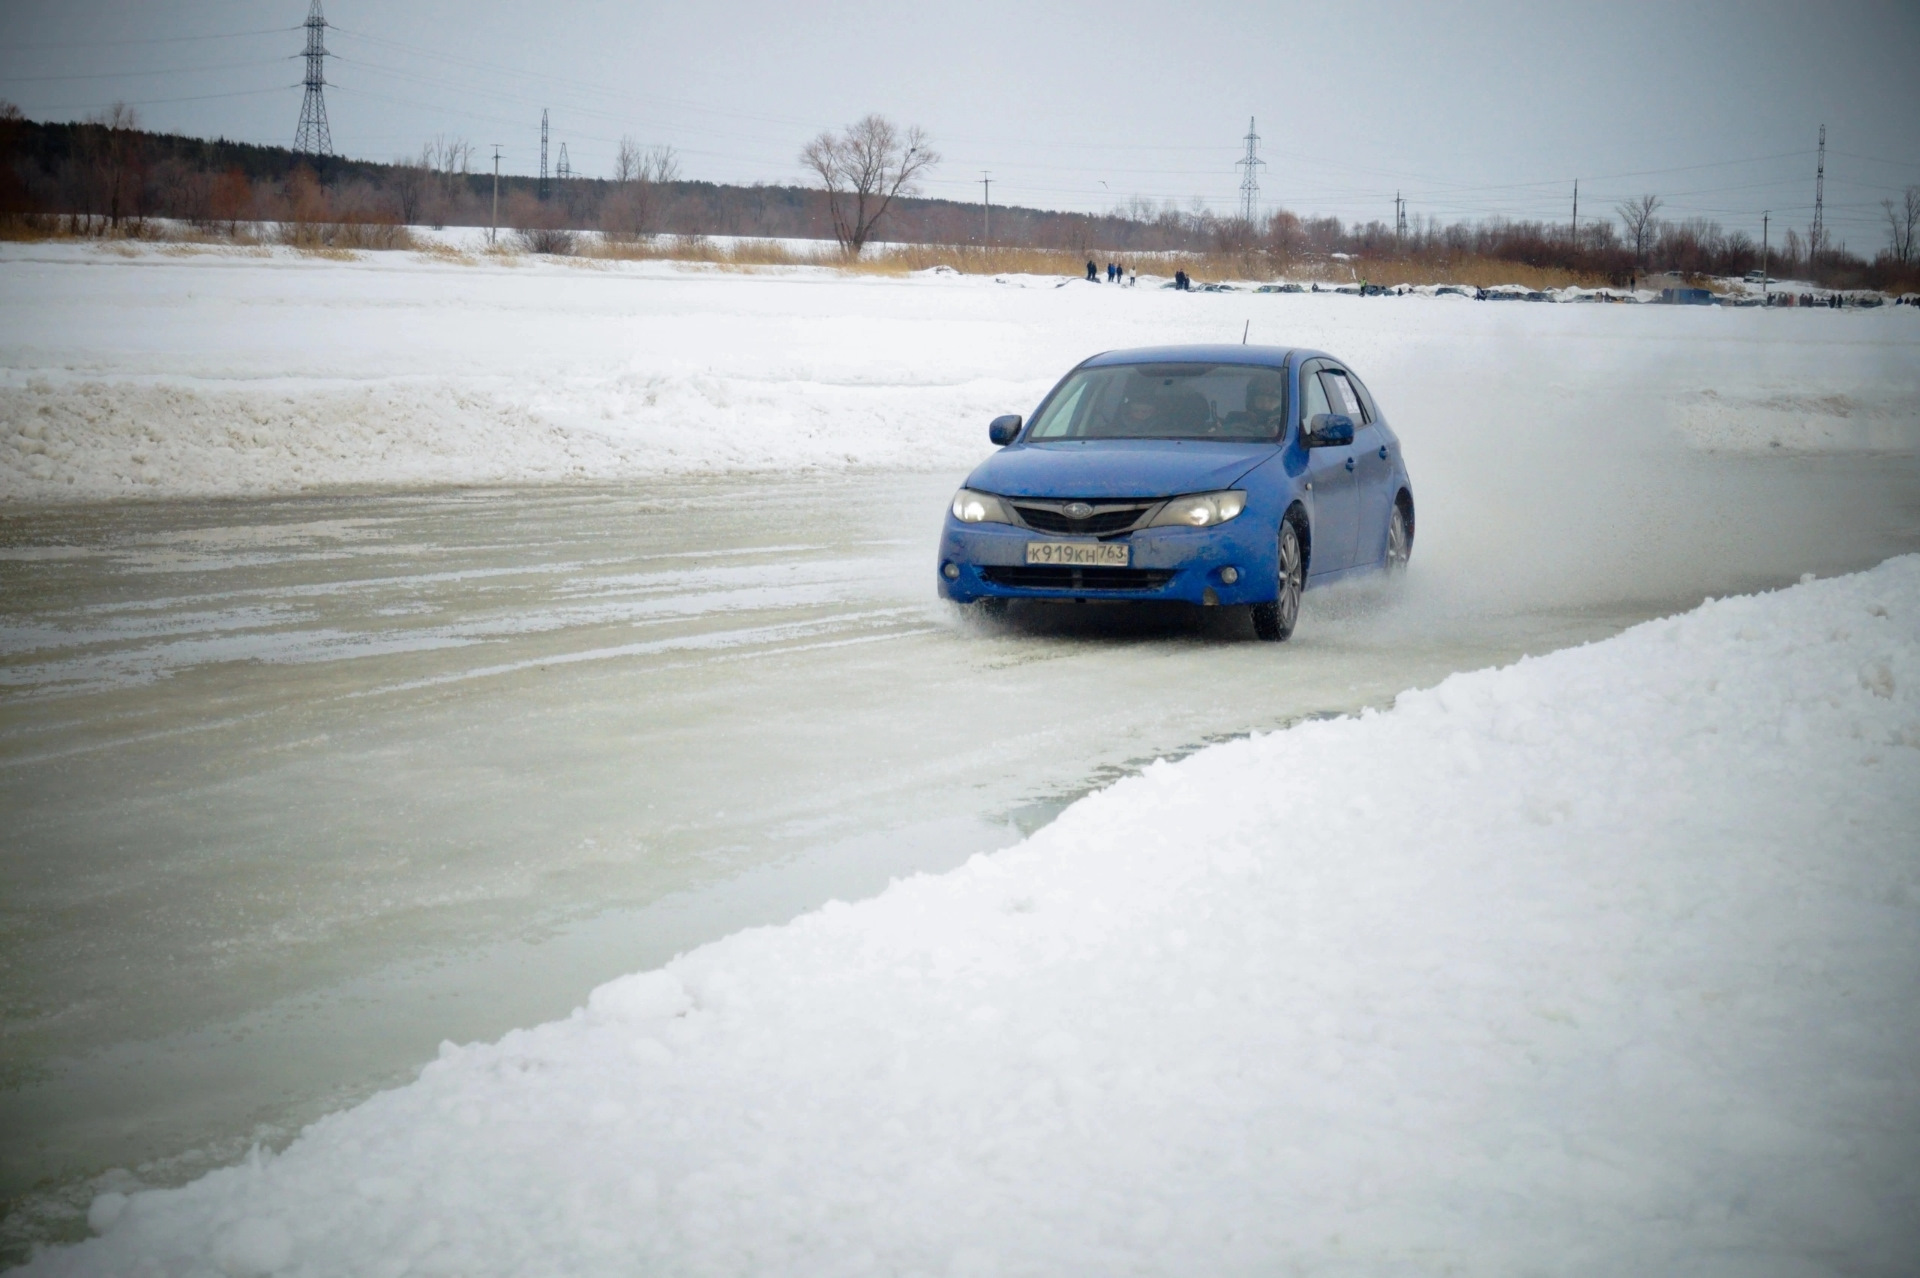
81 102 142 231
1615 193 1662 270
604 138 681 241
800 114 937 256
391 151 429 226
416 136 472 227
423 135 472 178
613 136 676 186
1884 186 1920 266
1265 209 1304 261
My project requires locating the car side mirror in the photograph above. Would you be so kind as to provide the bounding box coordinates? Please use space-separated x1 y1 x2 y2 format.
1304 412 1355 447
989 414 1022 446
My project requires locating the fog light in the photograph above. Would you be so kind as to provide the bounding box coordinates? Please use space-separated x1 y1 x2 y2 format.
942 562 960 580
1220 566 1240 585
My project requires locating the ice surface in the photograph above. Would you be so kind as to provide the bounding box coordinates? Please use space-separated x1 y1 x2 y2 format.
19 557 1920 1276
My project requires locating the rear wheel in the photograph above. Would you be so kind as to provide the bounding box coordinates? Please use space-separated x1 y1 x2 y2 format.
1251 519 1303 642
1385 502 1411 575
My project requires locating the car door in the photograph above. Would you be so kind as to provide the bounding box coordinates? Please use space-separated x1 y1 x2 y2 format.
1324 367 1390 567
1299 362 1359 573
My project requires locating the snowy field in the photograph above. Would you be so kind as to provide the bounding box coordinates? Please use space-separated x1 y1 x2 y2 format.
21 557 1920 1276
2 240 1917 505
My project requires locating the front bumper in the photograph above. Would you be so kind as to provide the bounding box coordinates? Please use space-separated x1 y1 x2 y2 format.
937 517 1277 605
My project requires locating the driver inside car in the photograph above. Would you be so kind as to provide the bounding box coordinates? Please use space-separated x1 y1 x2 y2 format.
1218 373 1286 436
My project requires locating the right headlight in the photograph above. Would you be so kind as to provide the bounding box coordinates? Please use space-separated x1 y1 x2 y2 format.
1147 490 1247 528
950 489 1016 525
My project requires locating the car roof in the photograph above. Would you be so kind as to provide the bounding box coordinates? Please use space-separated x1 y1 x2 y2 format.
1081 344 1295 370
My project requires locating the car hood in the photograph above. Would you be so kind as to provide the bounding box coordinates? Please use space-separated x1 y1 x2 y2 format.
966 440 1278 499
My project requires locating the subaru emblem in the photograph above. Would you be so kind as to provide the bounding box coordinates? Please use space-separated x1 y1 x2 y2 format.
1064 502 1094 520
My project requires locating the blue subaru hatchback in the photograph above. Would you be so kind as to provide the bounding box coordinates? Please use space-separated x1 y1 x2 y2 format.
937 345 1414 640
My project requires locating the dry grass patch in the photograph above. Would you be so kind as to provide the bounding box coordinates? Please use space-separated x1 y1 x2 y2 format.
587 236 827 268
278 221 413 252
413 241 477 266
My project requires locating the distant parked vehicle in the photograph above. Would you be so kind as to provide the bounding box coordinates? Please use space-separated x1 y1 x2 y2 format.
939 345 1415 642
1660 287 1719 305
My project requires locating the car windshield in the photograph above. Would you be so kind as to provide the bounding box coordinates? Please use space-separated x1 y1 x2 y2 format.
1026 363 1288 442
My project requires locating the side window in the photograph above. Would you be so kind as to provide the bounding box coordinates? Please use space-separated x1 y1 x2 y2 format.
1300 364 1332 425
1344 371 1381 423
1322 370 1366 422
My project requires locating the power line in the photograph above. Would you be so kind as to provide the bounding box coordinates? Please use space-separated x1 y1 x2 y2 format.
0 58 289 83
32 85 295 110
0 25 298 51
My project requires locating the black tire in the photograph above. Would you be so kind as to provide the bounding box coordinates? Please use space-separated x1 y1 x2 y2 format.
1385 501 1411 575
1251 518 1304 642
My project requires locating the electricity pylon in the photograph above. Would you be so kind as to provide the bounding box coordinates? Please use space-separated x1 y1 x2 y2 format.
1236 117 1264 225
293 0 331 156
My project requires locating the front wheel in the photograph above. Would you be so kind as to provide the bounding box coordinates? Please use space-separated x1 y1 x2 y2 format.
1251 519 1304 642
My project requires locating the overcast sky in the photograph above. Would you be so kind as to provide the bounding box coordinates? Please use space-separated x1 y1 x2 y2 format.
2 0 1916 250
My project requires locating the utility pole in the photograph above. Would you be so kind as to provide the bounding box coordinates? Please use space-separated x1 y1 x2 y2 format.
490 144 502 247
1570 179 1578 247
980 171 991 246
1394 192 1406 247
1235 117 1264 225
539 109 550 201
292 0 331 156
1761 210 1769 304
1812 122 1827 266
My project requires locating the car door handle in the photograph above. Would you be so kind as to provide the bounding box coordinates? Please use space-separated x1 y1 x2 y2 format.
1345 457 1355 472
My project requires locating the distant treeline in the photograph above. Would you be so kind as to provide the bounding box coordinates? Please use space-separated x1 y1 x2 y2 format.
3 108 1914 293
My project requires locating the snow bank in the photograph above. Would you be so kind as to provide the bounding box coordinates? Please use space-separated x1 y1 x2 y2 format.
2 241 1914 502
28 558 1920 1276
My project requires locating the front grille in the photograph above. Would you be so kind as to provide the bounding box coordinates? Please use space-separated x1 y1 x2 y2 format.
979 566 1177 592
1011 501 1157 536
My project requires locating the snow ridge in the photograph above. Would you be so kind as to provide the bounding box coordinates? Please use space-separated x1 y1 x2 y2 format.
28 558 1920 1277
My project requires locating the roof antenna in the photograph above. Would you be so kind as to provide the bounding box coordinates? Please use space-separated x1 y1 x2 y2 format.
1242 320 1250 345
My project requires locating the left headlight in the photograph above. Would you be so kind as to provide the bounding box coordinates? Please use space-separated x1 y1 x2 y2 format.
950 489 1016 524
1147 490 1247 528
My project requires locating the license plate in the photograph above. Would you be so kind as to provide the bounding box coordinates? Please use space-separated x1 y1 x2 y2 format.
1025 541 1129 567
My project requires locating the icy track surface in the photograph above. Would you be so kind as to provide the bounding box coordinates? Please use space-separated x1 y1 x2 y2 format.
1 241 1918 502
28 559 1920 1277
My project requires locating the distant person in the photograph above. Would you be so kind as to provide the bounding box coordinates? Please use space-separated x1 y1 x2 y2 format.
1128 267 1137 287
1087 259 1098 282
